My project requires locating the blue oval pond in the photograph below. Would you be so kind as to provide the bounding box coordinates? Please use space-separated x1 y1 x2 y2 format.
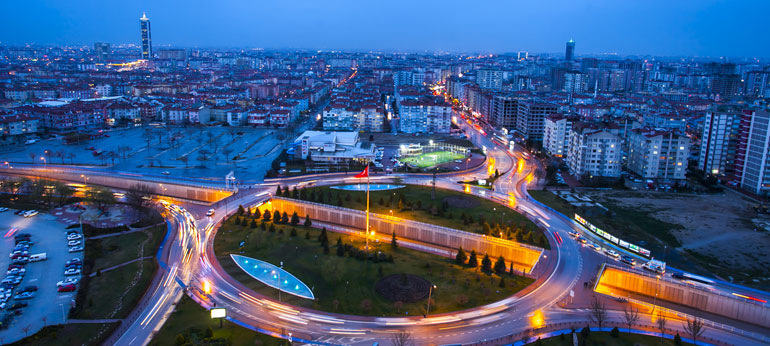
230 254 315 300
331 184 405 191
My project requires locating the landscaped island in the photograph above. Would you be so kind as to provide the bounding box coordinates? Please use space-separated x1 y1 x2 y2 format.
214 210 534 317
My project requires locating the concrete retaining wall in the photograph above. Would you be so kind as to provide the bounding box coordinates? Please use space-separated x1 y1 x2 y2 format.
0 166 232 203
266 197 543 272
597 266 770 328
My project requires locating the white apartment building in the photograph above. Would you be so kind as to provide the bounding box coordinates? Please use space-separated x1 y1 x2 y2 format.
738 110 770 194
564 71 587 93
476 69 503 90
399 97 452 134
627 128 690 180
322 106 384 132
698 108 741 176
543 114 576 157
567 125 622 178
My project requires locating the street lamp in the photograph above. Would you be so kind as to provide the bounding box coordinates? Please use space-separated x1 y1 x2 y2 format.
80 174 87 186
40 157 46 169
426 285 437 316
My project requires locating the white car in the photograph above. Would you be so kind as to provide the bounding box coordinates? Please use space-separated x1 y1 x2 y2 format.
57 278 79 287
206 209 215 217
568 230 580 238
68 246 84 253
161 171 171 175
6 268 25 275
604 248 620 258
67 233 83 240
67 240 82 246
64 268 81 276
0 207 8 212
23 210 38 218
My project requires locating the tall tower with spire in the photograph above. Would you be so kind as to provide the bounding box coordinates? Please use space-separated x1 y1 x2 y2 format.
140 12 152 59
565 39 575 61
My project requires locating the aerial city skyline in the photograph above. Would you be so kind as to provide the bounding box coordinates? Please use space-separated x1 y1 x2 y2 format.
1 2 770 346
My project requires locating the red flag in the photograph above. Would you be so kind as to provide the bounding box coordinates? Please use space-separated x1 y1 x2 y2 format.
354 165 369 178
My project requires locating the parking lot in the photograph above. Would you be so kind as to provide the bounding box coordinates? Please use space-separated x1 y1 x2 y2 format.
0 209 83 343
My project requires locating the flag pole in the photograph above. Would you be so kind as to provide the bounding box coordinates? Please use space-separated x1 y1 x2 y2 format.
365 161 370 251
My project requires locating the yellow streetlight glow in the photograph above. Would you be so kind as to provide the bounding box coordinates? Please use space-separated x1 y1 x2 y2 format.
529 309 546 329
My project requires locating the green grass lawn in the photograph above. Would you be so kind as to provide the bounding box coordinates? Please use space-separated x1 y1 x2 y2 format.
214 220 534 317
7 323 119 346
149 295 285 346
401 150 465 168
528 190 681 252
73 259 156 319
86 226 165 272
528 331 692 345
296 184 548 249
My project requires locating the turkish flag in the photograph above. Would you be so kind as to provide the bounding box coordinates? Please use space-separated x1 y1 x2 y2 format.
354 165 369 178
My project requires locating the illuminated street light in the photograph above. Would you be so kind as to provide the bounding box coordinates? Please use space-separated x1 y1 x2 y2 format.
426 284 437 316
40 157 47 169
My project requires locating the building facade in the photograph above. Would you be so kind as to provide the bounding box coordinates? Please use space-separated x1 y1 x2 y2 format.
627 128 690 181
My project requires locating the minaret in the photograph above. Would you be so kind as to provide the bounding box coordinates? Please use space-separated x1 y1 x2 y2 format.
140 12 152 59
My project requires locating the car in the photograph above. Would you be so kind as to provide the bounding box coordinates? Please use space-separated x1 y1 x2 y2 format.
14 291 35 300
1 277 21 286
588 242 602 252
66 258 82 266
14 233 31 240
161 171 171 175
58 284 76 292
69 246 84 253
11 257 29 265
65 265 82 271
10 252 29 259
8 302 27 310
0 207 8 212
20 285 37 292
7 264 23 270
57 278 79 287
64 268 81 276
206 209 215 216
603 248 620 258
15 240 33 246
6 268 25 275
620 255 636 266
576 236 587 244
67 233 82 240
568 230 580 238
22 210 38 218
67 240 82 246
13 210 25 215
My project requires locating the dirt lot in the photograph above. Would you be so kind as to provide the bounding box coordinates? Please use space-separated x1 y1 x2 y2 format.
585 190 770 273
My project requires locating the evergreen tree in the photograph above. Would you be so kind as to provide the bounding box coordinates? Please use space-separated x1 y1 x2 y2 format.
276 185 282 197
304 231 310 239
323 242 330 254
237 205 245 215
241 218 248 227
336 237 343 247
674 333 682 345
250 219 257 228
494 256 506 275
468 250 478 268
481 253 492 273
304 215 312 227
391 232 398 249
319 227 329 247
292 186 298 199
290 228 297 237
273 210 281 223
263 210 272 222
499 276 505 288
336 242 345 256
268 224 276 233
455 247 467 265
253 208 262 219
260 221 267 231
291 211 300 225
281 211 289 223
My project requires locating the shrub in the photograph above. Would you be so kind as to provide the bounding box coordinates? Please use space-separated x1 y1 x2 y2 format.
610 326 619 338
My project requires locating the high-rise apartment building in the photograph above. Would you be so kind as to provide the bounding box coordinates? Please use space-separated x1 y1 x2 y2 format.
93 42 110 61
543 113 577 157
736 110 770 194
565 39 575 61
698 107 742 176
564 71 587 93
567 124 622 178
399 96 452 134
140 12 152 59
489 95 519 129
627 128 690 181
475 69 503 90
517 102 558 142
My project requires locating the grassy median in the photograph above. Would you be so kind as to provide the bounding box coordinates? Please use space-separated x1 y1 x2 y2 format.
288 184 548 249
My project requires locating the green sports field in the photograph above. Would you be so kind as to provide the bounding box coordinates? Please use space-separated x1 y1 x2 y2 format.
400 150 465 168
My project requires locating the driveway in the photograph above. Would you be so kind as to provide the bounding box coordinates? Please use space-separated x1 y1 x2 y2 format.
0 210 82 343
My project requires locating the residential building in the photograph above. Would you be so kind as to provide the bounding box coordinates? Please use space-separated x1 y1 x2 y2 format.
563 71 587 93
736 110 770 194
517 102 558 142
489 95 519 129
476 69 503 90
627 128 690 181
567 123 622 178
0 113 39 137
399 96 452 134
698 107 742 176
543 113 577 157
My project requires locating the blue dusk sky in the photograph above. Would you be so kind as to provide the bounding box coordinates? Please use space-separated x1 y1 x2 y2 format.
1 0 768 57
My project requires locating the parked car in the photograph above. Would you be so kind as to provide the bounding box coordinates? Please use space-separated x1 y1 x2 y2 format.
206 209 215 216
11 257 29 264
67 240 82 246
64 268 81 276
58 284 76 292
57 278 79 287
68 246 84 253
8 302 27 310
67 233 82 240
13 291 35 300
13 210 25 215
10 252 29 259
6 268 25 276
20 285 37 292
0 207 8 212
161 171 171 175
66 258 82 266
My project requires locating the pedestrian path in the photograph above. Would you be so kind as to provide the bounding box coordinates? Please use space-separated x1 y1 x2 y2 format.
90 256 153 277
